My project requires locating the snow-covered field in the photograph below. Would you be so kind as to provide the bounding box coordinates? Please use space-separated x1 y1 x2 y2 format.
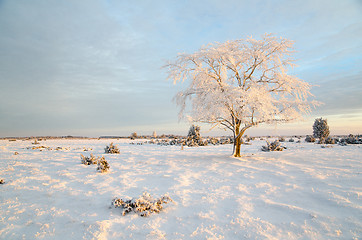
0 138 361 239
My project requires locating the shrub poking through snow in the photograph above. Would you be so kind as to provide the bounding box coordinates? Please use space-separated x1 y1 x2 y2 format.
305 135 316 143
104 142 120 154
80 153 98 165
341 134 362 144
0 179 5 184
97 157 109 173
130 132 138 140
325 137 336 144
111 192 174 217
261 140 286 152
288 138 294 142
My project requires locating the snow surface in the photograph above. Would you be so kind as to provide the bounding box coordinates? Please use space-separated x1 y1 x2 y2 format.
0 139 361 239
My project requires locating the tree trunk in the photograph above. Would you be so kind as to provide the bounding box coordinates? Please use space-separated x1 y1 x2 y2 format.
233 123 247 157
233 135 242 157
233 123 242 157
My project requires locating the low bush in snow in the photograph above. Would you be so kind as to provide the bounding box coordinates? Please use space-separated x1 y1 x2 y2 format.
244 136 254 142
80 153 99 165
111 192 174 217
324 137 336 144
130 132 138 140
104 143 120 154
305 135 316 143
148 136 233 147
27 146 71 151
261 140 286 152
340 134 362 144
208 137 219 145
0 179 5 184
97 158 110 173
288 138 294 142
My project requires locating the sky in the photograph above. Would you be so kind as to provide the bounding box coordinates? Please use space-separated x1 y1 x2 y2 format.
0 0 361 137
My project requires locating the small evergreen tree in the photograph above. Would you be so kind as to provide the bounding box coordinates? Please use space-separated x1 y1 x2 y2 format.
313 118 330 144
186 125 203 146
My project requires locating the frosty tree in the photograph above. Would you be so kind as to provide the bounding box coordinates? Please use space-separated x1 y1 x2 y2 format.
186 125 203 146
166 34 317 157
313 117 330 143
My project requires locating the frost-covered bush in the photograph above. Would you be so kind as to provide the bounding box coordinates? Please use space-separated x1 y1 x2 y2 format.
149 135 233 147
104 143 120 154
111 192 174 217
208 137 219 145
80 153 98 165
130 132 138 140
220 137 233 145
206 137 233 145
305 135 316 143
339 134 362 144
313 118 330 144
346 134 361 144
97 157 110 173
324 137 336 144
261 140 286 152
245 136 254 142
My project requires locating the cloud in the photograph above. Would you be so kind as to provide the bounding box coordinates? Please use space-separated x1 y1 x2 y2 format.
0 0 173 135
310 71 362 115
0 0 361 136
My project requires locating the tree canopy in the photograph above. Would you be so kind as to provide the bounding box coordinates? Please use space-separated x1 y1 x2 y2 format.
166 34 318 157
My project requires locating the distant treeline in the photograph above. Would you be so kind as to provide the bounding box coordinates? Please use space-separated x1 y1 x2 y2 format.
1 134 360 141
